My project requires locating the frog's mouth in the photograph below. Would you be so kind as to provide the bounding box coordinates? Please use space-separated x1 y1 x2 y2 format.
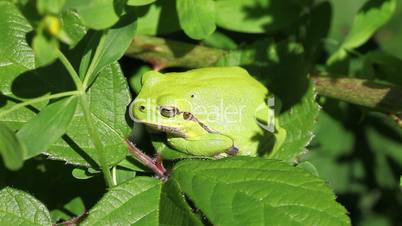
139 121 187 137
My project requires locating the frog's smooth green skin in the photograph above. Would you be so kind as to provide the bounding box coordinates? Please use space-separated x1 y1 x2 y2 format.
130 67 285 158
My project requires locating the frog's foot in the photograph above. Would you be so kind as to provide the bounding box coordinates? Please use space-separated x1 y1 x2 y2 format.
226 146 239 156
126 139 169 181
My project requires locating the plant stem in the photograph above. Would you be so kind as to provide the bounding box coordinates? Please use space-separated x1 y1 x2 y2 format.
79 94 115 187
312 76 402 113
82 31 107 90
125 35 402 114
0 91 81 118
56 49 84 92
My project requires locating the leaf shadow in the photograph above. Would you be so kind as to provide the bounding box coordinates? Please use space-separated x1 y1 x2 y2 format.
11 61 75 99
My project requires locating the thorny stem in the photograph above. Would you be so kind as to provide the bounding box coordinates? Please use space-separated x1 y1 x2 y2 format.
125 139 168 181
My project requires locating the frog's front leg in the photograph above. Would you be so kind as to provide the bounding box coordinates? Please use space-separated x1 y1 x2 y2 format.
167 133 237 157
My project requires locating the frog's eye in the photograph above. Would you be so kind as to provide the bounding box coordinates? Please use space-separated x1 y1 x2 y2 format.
160 106 179 118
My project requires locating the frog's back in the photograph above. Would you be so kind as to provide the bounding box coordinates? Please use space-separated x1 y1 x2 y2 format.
166 67 270 156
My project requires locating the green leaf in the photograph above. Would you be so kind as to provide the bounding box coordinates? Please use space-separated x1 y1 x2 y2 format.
0 122 24 170
64 0 123 29
32 32 59 67
0 1 35 71
127 0 157 6
203 31 237 50
47 63 131 166
72 167 96 179
134 1 180 35
81 177 202 225
271 81 320 161
328 0 396 64
297 161 319 176
176 0 216 40
172 157 351 226
0 187 52 226
215 0 305 33
60 10 87 47
81 11 137 80
37 0 66 14
17 96 78 159
50 197 85 223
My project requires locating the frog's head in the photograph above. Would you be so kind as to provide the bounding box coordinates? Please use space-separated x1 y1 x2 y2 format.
130 71 201 137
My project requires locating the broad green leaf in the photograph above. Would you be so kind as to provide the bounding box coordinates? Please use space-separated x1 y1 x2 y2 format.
215 0 305 33
176 0 216 40
0 122 24 170
0 1 35 71
127 0 157 6
47 63 131 166
0 187 52 226
172 157 351 226
37 0 66 14
64 0 122 29
328 0 396 64
82 177 202 226
134 0 180 35
80 11 137 80
17 96 78 159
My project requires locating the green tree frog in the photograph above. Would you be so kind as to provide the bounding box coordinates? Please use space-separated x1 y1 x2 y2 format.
130 67 286 158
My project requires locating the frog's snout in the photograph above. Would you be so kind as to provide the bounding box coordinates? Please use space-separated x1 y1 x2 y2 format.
129 100 147 122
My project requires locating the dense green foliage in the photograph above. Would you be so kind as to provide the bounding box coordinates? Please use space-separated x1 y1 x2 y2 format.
0 0 401 225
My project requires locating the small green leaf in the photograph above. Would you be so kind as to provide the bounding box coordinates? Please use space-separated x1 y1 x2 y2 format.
80 11 137 80
17 96 78 159
328 0 396 64
127 0 157 6
343 0 396 49
60 10 87 47
72 167 96 179
172 157 351 226
297 161 319 176
64 0 122 29
0 122 24 170
0 187 52 226
203 31 237 50
37 0 66 14
32 32 59 67
176 0 216 40
92 12 137 77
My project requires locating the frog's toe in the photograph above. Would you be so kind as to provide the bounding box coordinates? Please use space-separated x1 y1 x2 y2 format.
226 146 239 156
